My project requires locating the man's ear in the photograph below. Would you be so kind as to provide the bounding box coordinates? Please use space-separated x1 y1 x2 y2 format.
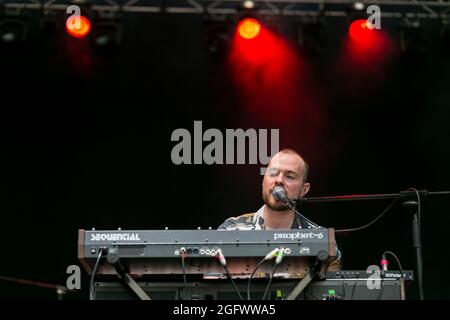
300 183 310 197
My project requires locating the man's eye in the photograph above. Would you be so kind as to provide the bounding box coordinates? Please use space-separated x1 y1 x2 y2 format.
268 169 278 177
286 176 295 180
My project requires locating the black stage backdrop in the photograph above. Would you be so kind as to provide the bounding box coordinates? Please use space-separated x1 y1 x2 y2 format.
1 13 449 299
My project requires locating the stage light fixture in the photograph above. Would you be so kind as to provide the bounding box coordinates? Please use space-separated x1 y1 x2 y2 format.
66 14 91 38
242 1 255 9
348 19 375 43
237 17 261 40
91 20 122 49
344 1 380 46
353 2 365 11
204 19 232 55
0 14 28 45
399 19 428 56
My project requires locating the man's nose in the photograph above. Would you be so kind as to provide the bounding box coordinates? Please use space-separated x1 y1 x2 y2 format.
274 173 284 185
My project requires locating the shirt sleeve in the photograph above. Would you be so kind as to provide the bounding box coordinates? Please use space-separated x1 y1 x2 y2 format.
217 218 236 230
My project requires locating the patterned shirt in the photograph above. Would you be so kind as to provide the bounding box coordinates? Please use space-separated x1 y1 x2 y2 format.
218 205 322 230
218 205 342 268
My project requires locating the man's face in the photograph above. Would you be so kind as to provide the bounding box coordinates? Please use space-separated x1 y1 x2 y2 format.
262 152 310 211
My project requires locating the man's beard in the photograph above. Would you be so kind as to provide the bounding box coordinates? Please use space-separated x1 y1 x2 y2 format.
262 189 289 211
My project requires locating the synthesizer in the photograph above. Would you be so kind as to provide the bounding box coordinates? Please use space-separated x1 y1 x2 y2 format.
78 228 337 278
93 273 414 300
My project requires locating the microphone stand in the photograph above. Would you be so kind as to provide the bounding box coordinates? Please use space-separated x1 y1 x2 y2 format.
285 201 321 228
296 190 449 203
294 189 450 301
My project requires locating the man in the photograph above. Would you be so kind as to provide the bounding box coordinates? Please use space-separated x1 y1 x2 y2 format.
218 148 317 230
218 148 341 269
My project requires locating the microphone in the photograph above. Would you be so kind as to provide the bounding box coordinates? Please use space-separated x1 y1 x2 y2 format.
272 186 322 229
272 186 293 204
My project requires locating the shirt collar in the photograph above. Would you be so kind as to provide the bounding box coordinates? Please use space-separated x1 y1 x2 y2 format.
254 205 303 229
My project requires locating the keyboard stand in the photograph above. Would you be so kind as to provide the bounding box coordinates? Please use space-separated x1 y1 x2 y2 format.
107 248 151 300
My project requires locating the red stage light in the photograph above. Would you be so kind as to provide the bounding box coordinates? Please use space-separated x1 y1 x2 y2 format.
348 19 374 43
66 15 91 38
237 18 261 40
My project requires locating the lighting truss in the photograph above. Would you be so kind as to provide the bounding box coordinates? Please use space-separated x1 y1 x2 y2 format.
1 0 450 19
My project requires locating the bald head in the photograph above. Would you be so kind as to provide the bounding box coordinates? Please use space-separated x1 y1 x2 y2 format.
268 148 309 183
